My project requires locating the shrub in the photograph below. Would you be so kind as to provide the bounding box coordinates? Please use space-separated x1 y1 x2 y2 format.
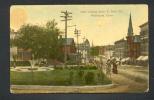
79 66 82 69
84 72 95 85
97 72 105 82
68 71 74 84
78 70 84 78
10 61 31 67
88 65 97 70
83 65 97 70
54 66 63 70
97 73 101 78
66 60 76 65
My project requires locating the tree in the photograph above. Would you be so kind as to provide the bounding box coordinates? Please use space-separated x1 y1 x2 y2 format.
15 24 45 59
46 19 58 30
14 20 64 64
45 20 64 63
84 72 95 84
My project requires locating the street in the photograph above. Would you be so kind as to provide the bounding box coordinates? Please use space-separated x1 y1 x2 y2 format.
11 64 148 93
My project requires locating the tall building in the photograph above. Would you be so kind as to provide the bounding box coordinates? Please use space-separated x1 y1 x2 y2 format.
126 14 141 59
136 22 149 64
99 46 105 55
126 13 134 58
103 45 114 59
139 22 149 56
114 38 127 58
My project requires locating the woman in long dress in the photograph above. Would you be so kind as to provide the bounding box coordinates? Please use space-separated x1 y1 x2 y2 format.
112 59 118 74
106 59 111 78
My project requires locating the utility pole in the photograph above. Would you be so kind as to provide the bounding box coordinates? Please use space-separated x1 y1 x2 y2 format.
74 28 80 66
61 10 72 67
82 37 86 64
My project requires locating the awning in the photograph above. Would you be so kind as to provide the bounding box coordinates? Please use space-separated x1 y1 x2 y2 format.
121 58 126 62
125 57 130 61
137 56 144 61
142 56 148 61
137 56 148 61
114 57 120 61
121 57 130 62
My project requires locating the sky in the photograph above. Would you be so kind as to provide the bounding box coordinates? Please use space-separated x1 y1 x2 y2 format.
10 5 148 46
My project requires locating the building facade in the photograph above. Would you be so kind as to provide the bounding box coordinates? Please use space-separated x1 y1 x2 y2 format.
139 22 149 56
99 46 105 55
78 39 90 64
102 45 114 59
114 38 127 58
126 14 141 59
61 38 77 63
62 38 76 54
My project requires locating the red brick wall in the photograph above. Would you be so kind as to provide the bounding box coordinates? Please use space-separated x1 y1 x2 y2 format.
126 36 140 58
61 45 76 54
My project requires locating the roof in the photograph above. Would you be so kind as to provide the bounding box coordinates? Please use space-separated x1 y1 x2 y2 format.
114 38 126 44
127 13 134 36
139 22 148 28
62 38 75 45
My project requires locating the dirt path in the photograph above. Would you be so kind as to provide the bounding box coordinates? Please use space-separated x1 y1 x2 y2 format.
107 65 148 93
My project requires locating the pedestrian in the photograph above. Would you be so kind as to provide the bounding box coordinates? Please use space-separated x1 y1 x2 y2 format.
106 59 111 78
112 58 118 74
100 57 104 70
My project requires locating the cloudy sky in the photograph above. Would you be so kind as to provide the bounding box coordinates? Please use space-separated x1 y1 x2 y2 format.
10 5 148 45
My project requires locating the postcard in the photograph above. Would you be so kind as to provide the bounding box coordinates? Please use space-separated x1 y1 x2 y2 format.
10 5 149 93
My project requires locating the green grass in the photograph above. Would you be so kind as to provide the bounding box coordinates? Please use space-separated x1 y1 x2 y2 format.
10 69 112 86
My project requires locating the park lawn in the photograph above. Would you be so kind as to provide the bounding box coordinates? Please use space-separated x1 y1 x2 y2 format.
10 69 112 86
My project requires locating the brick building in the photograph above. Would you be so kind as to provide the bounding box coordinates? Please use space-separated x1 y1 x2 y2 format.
61 38 76 54
126 14 141 59
61 38 77 63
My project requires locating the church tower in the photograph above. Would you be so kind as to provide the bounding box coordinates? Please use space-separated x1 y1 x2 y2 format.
127 13 134 36
126 13 134 58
